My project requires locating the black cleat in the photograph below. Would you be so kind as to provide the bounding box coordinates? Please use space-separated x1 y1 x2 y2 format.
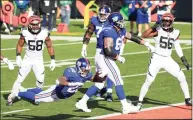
105 93 113 102
185 98 192 106
6 94 13 106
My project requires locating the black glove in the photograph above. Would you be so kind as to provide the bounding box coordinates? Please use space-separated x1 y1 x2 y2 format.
151 21 160 31
181 56 190 70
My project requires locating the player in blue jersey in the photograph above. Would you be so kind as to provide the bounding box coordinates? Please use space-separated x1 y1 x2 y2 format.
81 5 114 102
7 58 93 106
76 12 155 114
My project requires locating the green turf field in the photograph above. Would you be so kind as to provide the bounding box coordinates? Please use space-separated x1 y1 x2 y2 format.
1 38 192 119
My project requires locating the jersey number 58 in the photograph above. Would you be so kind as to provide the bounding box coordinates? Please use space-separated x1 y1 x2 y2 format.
28 40 43 51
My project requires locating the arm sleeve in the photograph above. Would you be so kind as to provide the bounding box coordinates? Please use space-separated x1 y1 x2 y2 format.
174 40 183 58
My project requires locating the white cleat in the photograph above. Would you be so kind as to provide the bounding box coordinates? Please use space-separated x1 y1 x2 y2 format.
75 101 91 112
136 102 142 111
122 102 138 114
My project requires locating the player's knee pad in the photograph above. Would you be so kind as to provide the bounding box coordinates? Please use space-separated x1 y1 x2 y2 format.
177 70 186 83
36 74 44 88
94 82 105 90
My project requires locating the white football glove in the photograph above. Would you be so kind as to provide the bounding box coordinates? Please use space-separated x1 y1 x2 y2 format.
2 58 14 70
16 56 22 67
120 43 125 55
55 79 59 85
81 44 87 58
117 56 125 64
49 59 56 71
68 82 84 86
144 42 155 53
98 69 108 78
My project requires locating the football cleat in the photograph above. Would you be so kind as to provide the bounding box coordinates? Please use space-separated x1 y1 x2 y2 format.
75 101 91 112
105 93 113 102
34 101 40 106
6 94 14 106
136 101 143 111
122 101 138 114
185 98 192 106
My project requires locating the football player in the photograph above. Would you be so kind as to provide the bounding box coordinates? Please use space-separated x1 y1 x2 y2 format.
81 5 114 102
0 54 14 70
136 13 192 111
8 58 92 105
7 15 56 106
76 12 154 114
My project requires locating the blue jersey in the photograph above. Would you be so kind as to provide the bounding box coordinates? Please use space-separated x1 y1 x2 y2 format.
101 25 126 55
91 16 109 49
55 67 92 99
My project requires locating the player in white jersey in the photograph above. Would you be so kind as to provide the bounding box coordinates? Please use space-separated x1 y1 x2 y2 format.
136 13 192 110
7 15 56 106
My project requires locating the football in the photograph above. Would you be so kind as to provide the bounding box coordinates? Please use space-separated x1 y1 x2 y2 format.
92 71 107 83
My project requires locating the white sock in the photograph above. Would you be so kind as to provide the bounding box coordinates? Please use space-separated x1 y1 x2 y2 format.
80 94 89 103
120 98 128 107
107 88 112 93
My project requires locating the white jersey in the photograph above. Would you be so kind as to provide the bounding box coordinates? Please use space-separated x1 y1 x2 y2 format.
21 28 49 58
153 27 180 57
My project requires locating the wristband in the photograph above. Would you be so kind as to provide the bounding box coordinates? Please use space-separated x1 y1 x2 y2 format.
50 55 55 59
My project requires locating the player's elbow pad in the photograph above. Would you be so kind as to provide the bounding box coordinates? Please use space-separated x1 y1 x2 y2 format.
130 35 143 44
104 47 117 59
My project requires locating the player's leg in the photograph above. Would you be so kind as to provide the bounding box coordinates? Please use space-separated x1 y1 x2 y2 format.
7 56 32 105
105 78 114 102
32 57 45 88
76 54 106 112
104 57 137 114
163 57 192 106
35 85 59 103
137 55 161 110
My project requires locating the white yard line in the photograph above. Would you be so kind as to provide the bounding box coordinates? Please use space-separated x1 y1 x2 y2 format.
1 46 191 68
1 68 190 93
84 102 185 119
1 109 31 115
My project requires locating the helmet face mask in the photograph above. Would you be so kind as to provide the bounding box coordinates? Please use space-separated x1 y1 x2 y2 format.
76 58 91 77
108 12 125 29
98 5 111 22
28 15 41 34
161 13 174 30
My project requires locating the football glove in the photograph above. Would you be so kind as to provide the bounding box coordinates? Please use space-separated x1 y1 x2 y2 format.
16 56 22 67
117 56 125 64
120 43 125 55
49 59 56 71
93 71 107 83
81 44 87 58
144 42 155 53
181 56 190 70
3 58 14 70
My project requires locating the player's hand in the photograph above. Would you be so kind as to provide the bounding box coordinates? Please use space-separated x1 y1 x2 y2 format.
181 56 190 70
50 59 56 71
98 69 108 78
81 44 87 57
3 58 14 70
144 42 155 53
16 56 22 67
151 21 160 31
117 56 125 64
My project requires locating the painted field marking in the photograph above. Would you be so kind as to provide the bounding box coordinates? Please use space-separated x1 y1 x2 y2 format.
1 67 190 93
1 109 31 115
1 47 191 68
84 102 186 119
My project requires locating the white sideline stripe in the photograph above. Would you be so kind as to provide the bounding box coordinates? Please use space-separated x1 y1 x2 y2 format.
84 102 185 119
0 47 191 68
1 109 31 115
0 68 189 93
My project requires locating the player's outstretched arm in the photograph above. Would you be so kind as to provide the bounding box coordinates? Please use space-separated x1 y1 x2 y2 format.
104 37 125 63
81 23 95 57
16 35 25 67
45 37 55 71
174 37 190 70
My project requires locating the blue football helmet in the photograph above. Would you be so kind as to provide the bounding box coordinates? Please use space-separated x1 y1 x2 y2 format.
76 58 91 77
98 5 111 22
108 12 125 28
